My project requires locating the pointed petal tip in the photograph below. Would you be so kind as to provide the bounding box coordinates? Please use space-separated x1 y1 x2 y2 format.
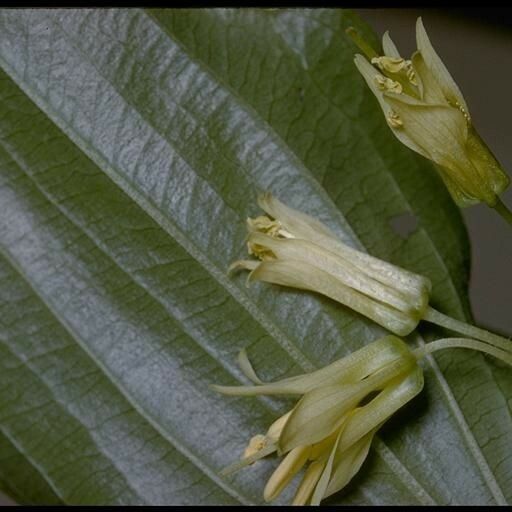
382 29 391 47
353 53 369 70
228 259 259 277
257 190 274 209
416 16 425 33
237 348 265 385
227 260 241 275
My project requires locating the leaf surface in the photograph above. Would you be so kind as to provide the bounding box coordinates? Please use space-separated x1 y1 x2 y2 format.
0 8 510 505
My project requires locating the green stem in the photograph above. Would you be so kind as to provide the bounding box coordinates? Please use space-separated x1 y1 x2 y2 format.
493 197 512 226
423 306 512 354
415 337 512 366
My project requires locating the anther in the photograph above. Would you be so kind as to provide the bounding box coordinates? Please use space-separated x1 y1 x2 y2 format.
387 111 403 128
374 75 403 94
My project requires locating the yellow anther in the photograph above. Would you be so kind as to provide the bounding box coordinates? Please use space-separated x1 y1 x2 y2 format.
387 111 403 128
455 101 471 122
374 74 403 94
371 56 406 74
247 215 294 240
404 60 418 86
247 216 282 237
247 241 275 261
243 434 267 461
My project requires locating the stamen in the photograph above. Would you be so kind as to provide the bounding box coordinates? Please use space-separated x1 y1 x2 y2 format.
247 241 275 261
243 434 267 459
247 215 294 239
247 216 282 237
374 74 403 94
371 56 406 74
455 101 471 122
404 60 417 86
387 111 403 128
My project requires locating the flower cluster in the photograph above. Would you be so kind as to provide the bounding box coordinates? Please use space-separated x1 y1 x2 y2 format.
212 15 512 507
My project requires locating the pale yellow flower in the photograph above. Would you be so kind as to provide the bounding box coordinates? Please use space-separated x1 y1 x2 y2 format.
230 192 431 336
213 335 424 505
351 18 509 207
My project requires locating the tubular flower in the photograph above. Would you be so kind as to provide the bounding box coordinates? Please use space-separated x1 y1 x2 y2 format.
213 336 424 505
230 192 431 337
350 17 509 207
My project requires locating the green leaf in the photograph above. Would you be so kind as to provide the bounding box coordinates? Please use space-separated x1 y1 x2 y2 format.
0 8 510 505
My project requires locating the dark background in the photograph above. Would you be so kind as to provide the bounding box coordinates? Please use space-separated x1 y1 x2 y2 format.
1 7 511 507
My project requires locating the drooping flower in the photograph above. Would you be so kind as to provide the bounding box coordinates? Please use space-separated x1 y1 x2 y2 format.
350 17 509 207
213 335 424 505
230 192 431 337
215 334 512 505
231 193 512 353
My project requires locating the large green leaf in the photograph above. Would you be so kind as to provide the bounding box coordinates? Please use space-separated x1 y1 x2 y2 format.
0 8 510 505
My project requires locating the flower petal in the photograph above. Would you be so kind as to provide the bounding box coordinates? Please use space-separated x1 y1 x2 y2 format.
257 191 339 243
323 428 376 499
266 411 293 442
263 445 311 502
415 17 469 113
411 50 446 105
310 427 345 505
279 355 416 453
382 31 401 58
248 232 421 315
292 460 326 506
211 335 415 397
237 348 264 384
279 384 362 454
252 194 431 309
249 259 420 336
337 366 424 454
354 54 429 159
383 91 468 166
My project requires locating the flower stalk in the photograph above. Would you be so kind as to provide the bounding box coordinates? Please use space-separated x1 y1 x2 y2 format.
493 197 512 227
